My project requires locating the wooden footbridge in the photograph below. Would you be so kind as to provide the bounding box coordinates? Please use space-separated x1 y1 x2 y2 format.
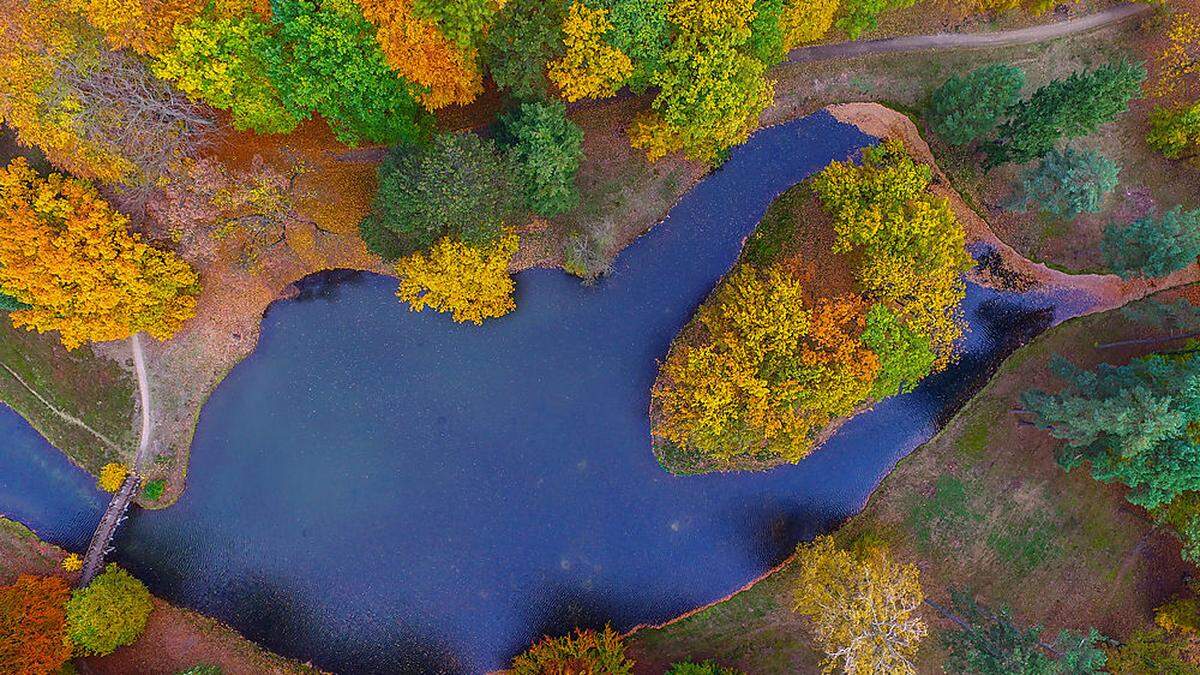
79 470 140 585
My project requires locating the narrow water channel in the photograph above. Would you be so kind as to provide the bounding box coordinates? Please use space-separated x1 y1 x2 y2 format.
0 112 1056 673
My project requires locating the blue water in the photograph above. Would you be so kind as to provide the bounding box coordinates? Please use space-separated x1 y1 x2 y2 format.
0 112 1055 673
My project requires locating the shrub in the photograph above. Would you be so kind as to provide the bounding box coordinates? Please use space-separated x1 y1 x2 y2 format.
65 564 153 656
360 133 516 261
1148 103 1200 163
141 479 166 501
499 101 584 217
666 661 744 674
510 626 633 674
62 554 83 572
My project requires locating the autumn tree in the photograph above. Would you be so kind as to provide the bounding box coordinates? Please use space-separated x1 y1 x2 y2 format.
1149 9 1200 104
548 1 634 102
780 0 839 49
940 588 1108 674
1 0 212 184
0 159 200 349
1021 352 1200 509
928 63 1025 146
793 536 926 674
812 141 972 361
509 625 634 674
1148 102 1200 163
152 12 299 134
1013 146 1120 218
628 0 775 165
358 0 490 110
1105 627 1198 674
66 564 153 656
68 0 205 55
360 133 515 260
0 575 72 675
394 231 519 324
98 463 129 492
1103 206 1200 279
483 0 568 100
499 101 585 217
983 60 1146 167
147 156 314 271
653 267 880 466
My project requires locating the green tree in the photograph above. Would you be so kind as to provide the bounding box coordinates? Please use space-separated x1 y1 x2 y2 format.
1014 147 1120 218
838 0 919 40
359 133 515 260
65 564 153 656
175 667 222 675
270 0 430 146
984 60 1146 167
1148 103 1200 163
499 100 584 217
666 661 744 675
1103 207 1200 279
1021 353 1200 509
747 0 786 66
482 0 567 100
928 63 1026 146
600 0 671 90
861 303 937 399
941 589 1107 674
153 13 298 134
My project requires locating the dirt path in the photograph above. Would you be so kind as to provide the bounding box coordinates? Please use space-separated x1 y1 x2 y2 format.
789 3 1151 63
129 333 152 471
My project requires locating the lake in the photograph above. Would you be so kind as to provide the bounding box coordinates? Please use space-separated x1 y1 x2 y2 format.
0 111 1056 673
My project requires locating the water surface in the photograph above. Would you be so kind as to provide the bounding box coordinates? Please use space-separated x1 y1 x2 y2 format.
1 112 1055 673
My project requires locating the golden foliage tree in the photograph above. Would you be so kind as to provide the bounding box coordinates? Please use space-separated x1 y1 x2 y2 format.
548 1 634 102
394 232 519 325
0 574 72 675
97 463 129 492
793 536 927 674
66 0 205 55
1150 9 1200 104
812 141 972 362
653 265 881 466
781 0 839 48
0 159 200 349
628 0 775 164
359 0 484 110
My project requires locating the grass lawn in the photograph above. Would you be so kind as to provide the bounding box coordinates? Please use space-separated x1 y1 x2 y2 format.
627 287 1198 673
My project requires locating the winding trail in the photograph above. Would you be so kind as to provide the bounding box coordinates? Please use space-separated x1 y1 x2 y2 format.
79 334 153 585
0 362 120 452
788 3 1152 63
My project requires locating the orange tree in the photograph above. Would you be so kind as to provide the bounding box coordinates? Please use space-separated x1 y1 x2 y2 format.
0 574 73 675
0 159 200 349
510 625 634 674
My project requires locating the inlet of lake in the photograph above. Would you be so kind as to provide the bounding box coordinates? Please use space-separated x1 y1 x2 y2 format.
0 111 1061 673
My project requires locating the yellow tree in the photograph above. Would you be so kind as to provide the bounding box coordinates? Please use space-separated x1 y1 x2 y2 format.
781 0 838 48
1150 9 1200 103
97 463 129 492
394 232 519 324
793 536 927 674
0 159 200 349
358 0 483 110
66 0 205 55
548 1 634 102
